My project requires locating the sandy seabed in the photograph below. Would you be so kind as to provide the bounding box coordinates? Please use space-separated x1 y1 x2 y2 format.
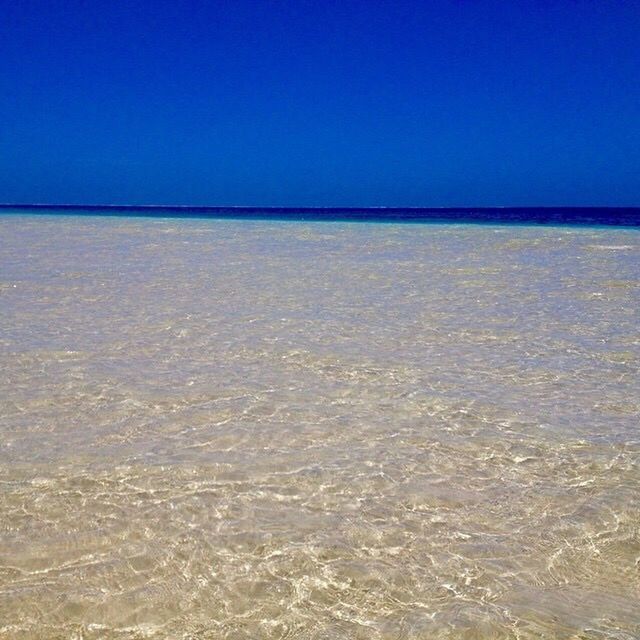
1 214 639 639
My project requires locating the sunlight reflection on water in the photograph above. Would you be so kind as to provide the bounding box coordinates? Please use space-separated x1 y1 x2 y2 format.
1 214 639 638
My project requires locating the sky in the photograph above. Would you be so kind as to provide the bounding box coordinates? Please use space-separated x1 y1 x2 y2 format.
1 0 639 207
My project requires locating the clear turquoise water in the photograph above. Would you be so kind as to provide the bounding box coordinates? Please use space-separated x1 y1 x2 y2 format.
2 204 640 227
1 213 639 638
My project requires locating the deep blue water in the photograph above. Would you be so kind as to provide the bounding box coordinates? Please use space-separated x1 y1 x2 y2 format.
1 205 640 227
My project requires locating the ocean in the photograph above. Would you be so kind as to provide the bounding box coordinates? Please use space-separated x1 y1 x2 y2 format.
1 210 639 638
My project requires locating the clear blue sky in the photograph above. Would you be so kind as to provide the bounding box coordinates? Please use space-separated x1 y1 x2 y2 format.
1 0 639 206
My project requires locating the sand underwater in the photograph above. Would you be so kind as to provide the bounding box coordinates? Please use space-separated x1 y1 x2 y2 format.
1 213 639 639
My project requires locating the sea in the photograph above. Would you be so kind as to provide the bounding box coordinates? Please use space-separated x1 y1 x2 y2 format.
1 207 639 639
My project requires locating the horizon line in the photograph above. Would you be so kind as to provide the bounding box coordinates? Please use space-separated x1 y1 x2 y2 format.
2 203 640 210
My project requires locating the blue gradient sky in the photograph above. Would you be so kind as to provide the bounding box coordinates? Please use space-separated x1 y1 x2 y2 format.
1 1 639 206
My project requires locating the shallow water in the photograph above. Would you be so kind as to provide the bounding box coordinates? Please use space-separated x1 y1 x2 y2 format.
1 214 639 639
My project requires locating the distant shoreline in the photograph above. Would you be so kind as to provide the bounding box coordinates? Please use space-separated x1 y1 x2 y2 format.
2 204 639 227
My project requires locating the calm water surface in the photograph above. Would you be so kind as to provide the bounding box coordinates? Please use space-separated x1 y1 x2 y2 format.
1 215 639 639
